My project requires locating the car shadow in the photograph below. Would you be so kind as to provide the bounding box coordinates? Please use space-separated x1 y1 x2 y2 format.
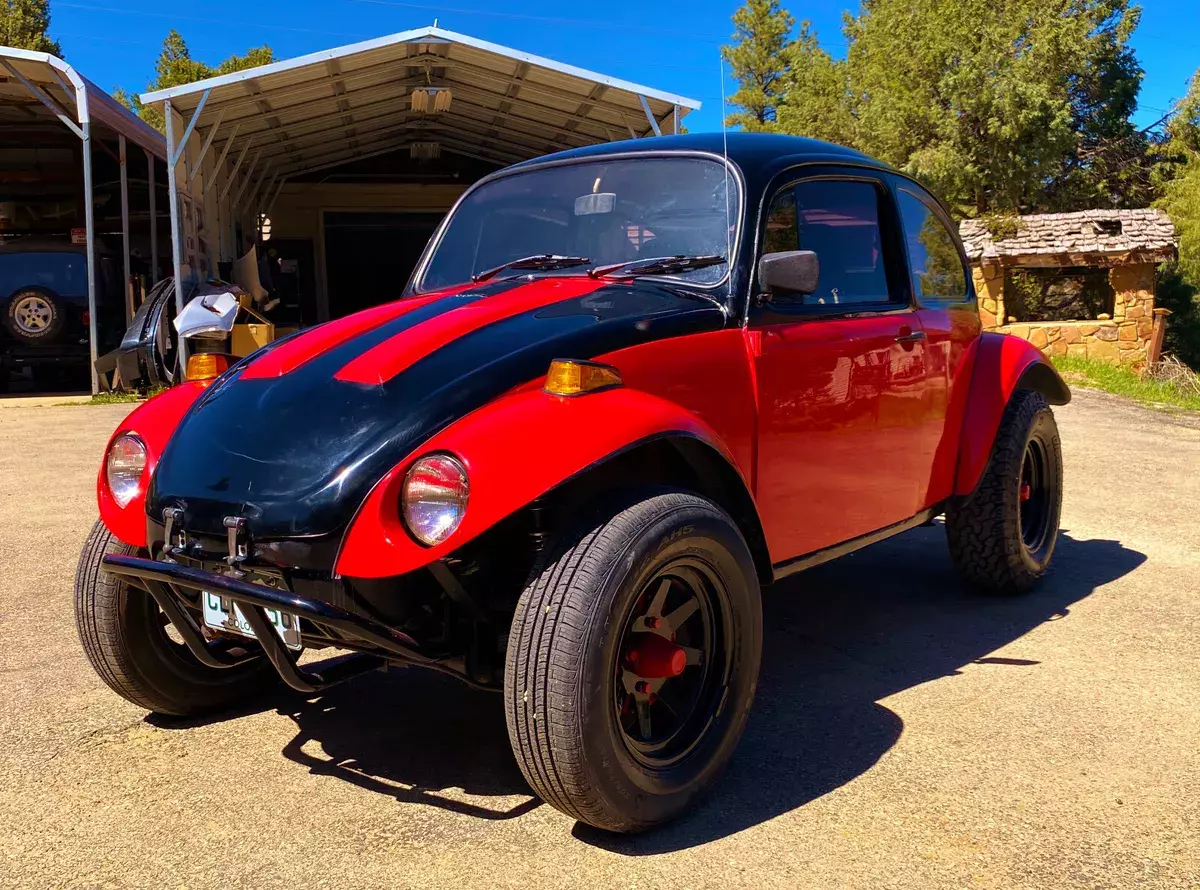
576 525 1145 852
147 525 1144 839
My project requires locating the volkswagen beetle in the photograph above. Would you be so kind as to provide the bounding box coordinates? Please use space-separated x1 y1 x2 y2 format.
76 134 1068 833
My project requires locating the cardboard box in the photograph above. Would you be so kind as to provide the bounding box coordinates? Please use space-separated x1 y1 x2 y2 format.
230 304 275 357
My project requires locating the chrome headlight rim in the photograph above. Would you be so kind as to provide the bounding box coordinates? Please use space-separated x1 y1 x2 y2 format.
401 453 470 547
106 432 148 509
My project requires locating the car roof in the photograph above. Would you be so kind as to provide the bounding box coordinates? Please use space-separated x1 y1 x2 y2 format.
0 239 95 255
509 132 889 175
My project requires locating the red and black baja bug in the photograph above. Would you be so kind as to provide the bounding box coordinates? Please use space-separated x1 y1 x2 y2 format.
77 134 1069 833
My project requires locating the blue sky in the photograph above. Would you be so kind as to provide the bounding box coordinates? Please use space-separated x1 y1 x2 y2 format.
47 0 1199 133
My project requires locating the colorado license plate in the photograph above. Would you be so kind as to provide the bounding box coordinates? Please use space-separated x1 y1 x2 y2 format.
201 592 303 650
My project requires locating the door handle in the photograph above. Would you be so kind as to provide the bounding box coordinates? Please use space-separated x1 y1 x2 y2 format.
895 329 927 344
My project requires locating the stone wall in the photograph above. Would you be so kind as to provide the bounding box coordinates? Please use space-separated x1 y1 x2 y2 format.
971 261 1158 368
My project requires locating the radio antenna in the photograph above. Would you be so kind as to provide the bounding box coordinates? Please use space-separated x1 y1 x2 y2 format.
719 54 732 272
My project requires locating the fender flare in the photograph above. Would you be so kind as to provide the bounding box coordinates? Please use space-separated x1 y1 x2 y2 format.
97 382 209 547
954 332 1071 497
335 386 755 579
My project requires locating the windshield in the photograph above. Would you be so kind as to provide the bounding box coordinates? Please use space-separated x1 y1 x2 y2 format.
415 156 738 292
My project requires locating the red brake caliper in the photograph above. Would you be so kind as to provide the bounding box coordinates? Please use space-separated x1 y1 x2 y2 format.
1020 482 1032 502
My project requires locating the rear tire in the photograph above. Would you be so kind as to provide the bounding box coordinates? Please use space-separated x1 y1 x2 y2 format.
946 390 1063 595
504 490 762 832
74 520 279 716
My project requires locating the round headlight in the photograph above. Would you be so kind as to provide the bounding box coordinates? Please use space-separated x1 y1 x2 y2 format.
402 454 469 546
106 433 148 509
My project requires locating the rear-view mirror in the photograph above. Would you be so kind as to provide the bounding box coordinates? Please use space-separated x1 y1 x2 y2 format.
758 250 819 297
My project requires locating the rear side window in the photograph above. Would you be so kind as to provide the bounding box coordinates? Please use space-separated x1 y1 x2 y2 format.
897 189 969 304
0 252 87 299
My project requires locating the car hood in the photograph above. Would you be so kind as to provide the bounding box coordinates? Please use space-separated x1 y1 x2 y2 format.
147 276 726 564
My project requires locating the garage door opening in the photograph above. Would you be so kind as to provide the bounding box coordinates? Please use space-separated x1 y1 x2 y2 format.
323 211 443 318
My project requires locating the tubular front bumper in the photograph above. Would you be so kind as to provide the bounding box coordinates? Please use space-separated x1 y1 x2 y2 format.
101 555 456 693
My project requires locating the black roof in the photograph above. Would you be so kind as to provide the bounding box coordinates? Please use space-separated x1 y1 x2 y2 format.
515 132 886 174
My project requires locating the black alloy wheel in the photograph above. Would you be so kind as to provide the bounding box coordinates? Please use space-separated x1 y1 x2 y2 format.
612 560 732 769
1018 436 1054 558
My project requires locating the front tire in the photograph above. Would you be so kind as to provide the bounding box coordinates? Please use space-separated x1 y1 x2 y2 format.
74 520 279 716
504 490 762 833
946 390 1063 595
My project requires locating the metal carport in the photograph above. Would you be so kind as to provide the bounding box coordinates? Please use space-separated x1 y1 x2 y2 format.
0 46 168 392
137 26 700 363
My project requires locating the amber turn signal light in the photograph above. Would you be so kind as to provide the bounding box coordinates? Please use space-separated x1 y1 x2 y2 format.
185 353 231 382
543 359 622 396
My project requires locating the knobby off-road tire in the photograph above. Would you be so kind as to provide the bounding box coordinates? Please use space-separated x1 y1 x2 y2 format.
504 490 763 833
946 390 1063 595
74 520 278 716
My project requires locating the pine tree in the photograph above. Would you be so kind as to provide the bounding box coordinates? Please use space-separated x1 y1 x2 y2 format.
118 31 274 132
721 0 794 132
0 0 62 56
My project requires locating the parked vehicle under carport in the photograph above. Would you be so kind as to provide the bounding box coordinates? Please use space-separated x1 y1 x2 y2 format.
0 240 125 390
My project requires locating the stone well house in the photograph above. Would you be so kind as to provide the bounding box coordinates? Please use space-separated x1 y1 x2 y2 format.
959 209 1177 366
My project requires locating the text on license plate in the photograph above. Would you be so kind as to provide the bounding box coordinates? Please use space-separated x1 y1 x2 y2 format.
201 592 303 650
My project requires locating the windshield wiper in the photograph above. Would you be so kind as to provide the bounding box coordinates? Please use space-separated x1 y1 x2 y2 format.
589 255 727 280
472 254 592 283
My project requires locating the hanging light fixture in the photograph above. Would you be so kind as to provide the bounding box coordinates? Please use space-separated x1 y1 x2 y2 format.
411 88 452 114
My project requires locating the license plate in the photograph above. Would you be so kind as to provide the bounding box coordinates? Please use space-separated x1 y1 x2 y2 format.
201 591 303 650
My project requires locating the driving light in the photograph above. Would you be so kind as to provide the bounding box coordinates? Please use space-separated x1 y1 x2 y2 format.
543 359 622 396
106 433 147 508
402 454 469 546
185 353 230 382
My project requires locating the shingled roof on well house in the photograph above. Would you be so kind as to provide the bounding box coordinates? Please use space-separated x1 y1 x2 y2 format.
958 209 1177 264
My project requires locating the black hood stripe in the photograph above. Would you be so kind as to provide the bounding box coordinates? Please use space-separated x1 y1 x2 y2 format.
149 279 726 569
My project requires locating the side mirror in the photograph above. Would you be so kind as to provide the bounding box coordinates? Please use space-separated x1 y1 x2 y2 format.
758 250 819 299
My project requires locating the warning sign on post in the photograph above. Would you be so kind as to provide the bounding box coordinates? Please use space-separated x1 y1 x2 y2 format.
70 228 87 245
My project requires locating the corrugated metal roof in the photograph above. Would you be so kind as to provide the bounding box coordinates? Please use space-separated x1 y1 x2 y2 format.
138 27 700 178
0 46 167 158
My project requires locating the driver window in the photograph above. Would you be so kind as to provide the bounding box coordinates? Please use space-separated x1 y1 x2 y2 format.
794 179 891 307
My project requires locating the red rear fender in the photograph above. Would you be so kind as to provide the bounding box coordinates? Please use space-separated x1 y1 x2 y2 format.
335 387 746 579
955 332 1070 497
97 382 208 547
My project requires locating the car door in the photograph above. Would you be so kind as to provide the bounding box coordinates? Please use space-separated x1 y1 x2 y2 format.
892 183 981 507
749 171 932 564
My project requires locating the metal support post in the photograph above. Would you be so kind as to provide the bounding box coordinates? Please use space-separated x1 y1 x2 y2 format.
164 100 189 372
204 123 241 194
119 135 132 323
146 149 158 280
638 95 662 136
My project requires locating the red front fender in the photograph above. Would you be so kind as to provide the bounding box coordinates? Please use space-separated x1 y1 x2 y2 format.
335 387 743 579
954 332 1071 497
97 382 209 547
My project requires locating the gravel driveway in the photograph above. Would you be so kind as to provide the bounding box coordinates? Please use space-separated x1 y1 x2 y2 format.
1 388 1197 889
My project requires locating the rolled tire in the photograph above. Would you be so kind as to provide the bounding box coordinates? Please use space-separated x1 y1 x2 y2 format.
4 287 65 343
504 490 763 832
946 390 1063 595
74 519 279 717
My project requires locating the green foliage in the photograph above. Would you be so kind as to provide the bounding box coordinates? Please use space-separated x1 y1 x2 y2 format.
0 0 61 55
720 0 794 132
1155 264 1200 369
981 213 1024 240
117 31 274 132
774 22 853 144
724 0 1144 215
